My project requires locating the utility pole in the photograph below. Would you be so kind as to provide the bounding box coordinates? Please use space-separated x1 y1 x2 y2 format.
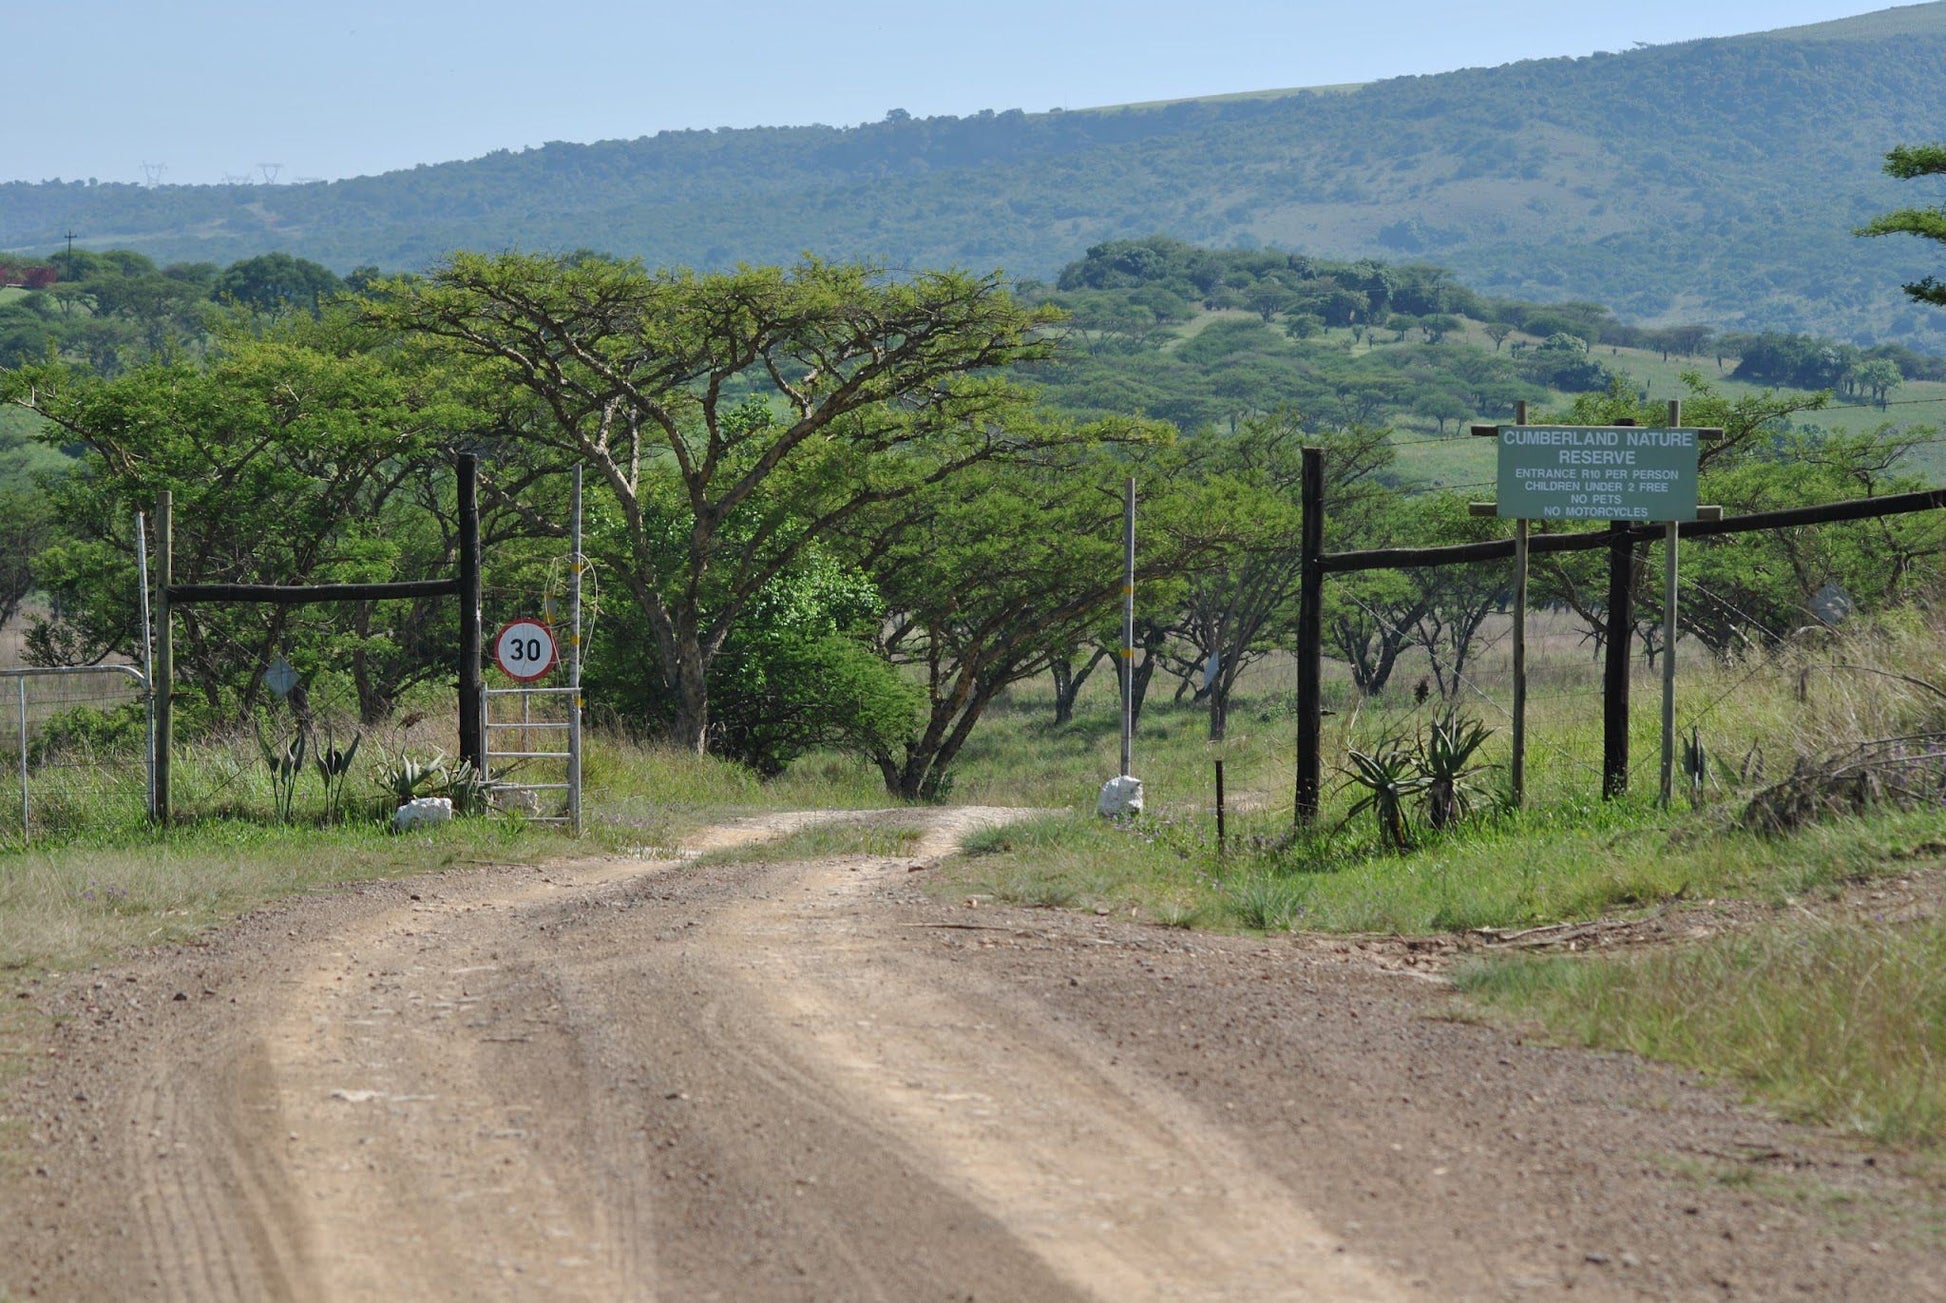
62 230 77 281
1097 476 1144 817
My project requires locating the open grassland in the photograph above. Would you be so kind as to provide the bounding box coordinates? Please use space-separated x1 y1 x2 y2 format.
1144 309 1946 488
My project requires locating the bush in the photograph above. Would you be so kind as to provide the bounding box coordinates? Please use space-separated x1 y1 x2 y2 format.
30 701 147 765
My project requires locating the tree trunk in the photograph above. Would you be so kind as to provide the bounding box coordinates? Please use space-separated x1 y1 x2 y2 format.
1051 657 1074 724
350 604 392 725
1129 644 1159 736
1051 647 1110 726
667 633 711 754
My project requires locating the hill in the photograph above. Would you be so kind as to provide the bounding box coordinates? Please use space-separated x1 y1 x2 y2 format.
9 5 1946 344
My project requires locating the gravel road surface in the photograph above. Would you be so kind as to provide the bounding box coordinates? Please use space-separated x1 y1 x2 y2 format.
4 807 1943 1299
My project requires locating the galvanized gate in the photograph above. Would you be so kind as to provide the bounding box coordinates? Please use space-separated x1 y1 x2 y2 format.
479 467 585 834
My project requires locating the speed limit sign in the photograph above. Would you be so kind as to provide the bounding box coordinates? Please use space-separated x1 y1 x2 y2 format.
493 618 559 682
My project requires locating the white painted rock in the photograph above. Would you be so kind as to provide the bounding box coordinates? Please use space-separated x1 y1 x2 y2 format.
1097 774 1144 818
394 796 454 831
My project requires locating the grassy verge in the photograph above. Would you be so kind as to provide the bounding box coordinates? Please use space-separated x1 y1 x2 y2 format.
0 731 901 980
939 801 1946 934
694 817 923 864
0 817 562 975
1459 917 1946 1145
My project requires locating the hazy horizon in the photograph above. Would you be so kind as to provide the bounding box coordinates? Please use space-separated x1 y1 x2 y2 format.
6 0 1898 187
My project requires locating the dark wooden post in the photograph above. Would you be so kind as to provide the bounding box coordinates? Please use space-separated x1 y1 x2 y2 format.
457 454 484 775
1215 758 1227 857
1295 447 1324 826
1602 517 1634 799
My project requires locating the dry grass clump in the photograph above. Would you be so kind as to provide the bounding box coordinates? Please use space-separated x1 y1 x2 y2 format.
1731 614 1946 833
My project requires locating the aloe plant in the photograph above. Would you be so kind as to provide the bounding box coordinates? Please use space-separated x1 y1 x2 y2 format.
254 721 307 823
1419 711 1494 831
444 758 487 815
378 748 447 805
312 728 362 824
1342 742 1426 852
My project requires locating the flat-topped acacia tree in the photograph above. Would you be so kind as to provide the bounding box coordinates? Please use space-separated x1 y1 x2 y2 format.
372 252 1066 753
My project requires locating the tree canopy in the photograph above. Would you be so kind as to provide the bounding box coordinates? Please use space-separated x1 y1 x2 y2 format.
370 251 1081 752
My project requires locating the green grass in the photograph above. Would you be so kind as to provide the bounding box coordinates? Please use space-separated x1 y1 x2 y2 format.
1460 916 1946 1145
0 816 556 975
0 723 899 979
935 610 1946 935
695 816 921 864
943 800 1946 935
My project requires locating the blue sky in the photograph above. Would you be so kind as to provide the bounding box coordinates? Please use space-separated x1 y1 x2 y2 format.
2 0 1899 185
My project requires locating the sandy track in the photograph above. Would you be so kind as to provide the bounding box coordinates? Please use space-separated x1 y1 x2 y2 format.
5 808 1946 1299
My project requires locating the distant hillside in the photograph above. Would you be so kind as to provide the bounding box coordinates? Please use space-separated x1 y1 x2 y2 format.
10 4 1946 344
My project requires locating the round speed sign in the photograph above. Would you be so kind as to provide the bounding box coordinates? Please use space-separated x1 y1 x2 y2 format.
493 618 559 682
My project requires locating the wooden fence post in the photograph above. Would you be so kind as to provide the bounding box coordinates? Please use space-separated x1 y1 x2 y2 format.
1602 521 1634 799
457 454 484 776
1295 447 1324 826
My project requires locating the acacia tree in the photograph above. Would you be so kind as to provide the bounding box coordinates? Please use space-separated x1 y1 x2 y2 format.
372 253 1062 753
0 486 53 633
1165 414 1393 739
1528 375 1827 652
2 314 475 723
1859 143 1946 304
846 437 1210 800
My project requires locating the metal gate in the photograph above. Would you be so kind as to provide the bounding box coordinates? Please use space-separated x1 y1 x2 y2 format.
3 665 154 845
480 466 585 834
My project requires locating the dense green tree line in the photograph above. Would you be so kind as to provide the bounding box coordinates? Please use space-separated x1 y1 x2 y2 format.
0 248 347 374
3 235 1940 797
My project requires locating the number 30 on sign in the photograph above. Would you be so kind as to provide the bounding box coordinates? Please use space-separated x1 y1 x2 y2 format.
493 618 558 682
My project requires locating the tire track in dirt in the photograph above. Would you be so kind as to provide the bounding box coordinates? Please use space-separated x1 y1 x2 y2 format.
48 808 1404 1300
12 806 1946 1298
725 807 1400 1300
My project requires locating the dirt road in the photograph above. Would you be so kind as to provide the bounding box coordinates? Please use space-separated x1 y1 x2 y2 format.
5 807 1944 1299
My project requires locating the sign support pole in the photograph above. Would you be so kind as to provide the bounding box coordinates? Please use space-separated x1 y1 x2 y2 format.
1510 400 1528 808
1659 400 1682 808
457 454 484 777
569 465 584 837
1121 475 1135 780
16 677 26 839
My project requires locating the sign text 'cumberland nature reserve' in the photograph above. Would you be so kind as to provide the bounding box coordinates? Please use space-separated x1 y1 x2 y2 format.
1496 426 1699 522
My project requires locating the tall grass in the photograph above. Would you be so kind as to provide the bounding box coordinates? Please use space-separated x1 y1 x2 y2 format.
0 817 548 973
934 609 1946 927
1461 917 1946 1145
945 801 1946 934
0 726 888 978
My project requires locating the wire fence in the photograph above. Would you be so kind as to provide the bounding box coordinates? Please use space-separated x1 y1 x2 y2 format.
1311 512 1946 812
0 667 152 846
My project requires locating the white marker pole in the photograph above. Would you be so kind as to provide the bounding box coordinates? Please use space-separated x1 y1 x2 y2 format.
1121 475 1135 778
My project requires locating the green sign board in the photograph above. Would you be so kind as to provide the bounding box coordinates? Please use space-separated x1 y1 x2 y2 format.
1496 425 1700 522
